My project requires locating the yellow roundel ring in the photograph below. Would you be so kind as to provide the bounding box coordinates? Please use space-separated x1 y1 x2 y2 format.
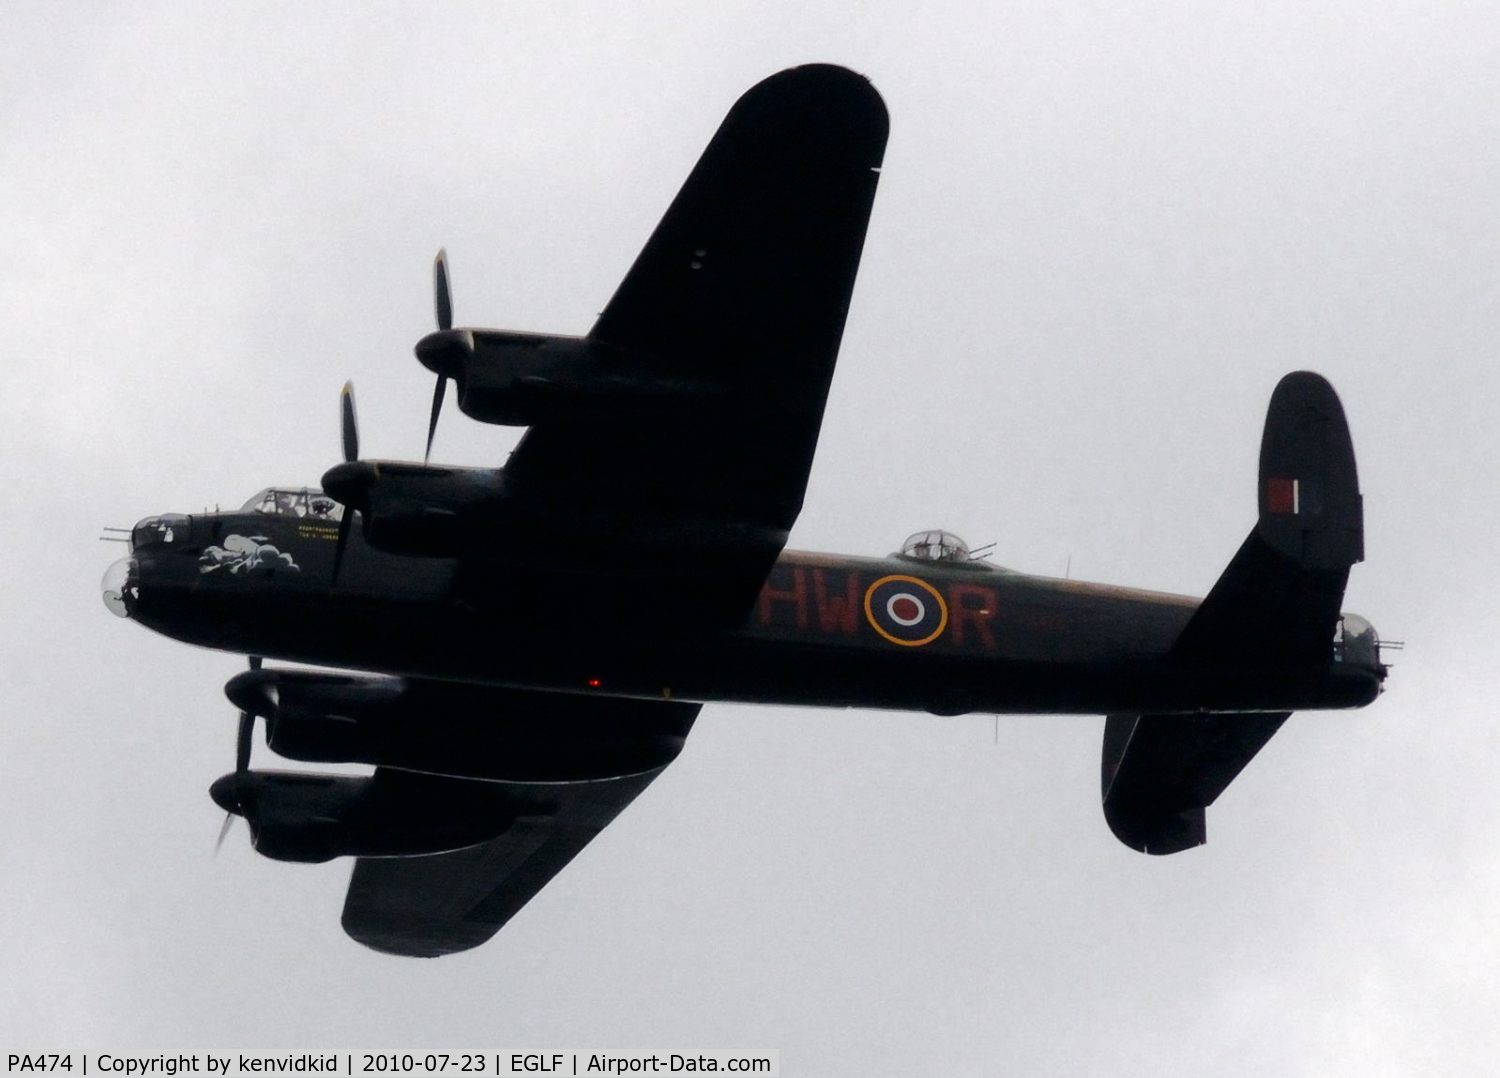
863 575 949 647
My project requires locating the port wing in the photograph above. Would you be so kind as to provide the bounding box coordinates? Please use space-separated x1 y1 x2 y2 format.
499 66 888 623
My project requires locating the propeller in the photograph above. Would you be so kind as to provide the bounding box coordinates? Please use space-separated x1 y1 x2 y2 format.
213 804 236 853
326 251 457 580
434 247 453 332
329 383 360 586
213 656 262 852
340 379 359 463
425 249 453 463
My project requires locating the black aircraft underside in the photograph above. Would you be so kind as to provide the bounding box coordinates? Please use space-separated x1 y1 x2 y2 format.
103 65 1387 956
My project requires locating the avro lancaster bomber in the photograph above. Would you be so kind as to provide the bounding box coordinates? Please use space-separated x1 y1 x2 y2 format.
102 65 1387 957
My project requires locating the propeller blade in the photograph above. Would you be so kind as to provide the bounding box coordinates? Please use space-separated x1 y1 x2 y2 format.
334 383 359 582
331 505 353 586
434 248 452 331
214 811 236 854
235 710 254 774
214 678 258 852
340 381 359 463
424 375 447 464
234 654 261 783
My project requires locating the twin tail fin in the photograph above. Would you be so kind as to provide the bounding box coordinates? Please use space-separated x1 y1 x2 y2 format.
1102 372 1366 854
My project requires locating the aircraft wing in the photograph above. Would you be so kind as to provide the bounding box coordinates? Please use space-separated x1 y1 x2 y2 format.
497 65 889 620
339 693 702 958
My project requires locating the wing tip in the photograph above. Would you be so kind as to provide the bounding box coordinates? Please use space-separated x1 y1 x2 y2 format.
342 909 500 959
738 63 889 138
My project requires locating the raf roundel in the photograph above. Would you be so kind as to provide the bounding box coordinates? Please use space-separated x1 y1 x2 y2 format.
864 575 948 646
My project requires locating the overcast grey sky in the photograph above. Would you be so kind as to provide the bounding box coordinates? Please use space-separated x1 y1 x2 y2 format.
5 2 1500 1072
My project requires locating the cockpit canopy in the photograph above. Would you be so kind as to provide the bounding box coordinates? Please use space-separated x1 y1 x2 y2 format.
894 529 1006 571
898 530 971 563
242 487 344 521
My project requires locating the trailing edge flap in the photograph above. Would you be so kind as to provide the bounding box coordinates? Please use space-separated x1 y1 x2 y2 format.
1172 371 1362 668
1101 711 1290 855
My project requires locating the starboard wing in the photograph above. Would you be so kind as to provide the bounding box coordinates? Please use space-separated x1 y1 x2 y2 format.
338 691 701 957
340 767 677 957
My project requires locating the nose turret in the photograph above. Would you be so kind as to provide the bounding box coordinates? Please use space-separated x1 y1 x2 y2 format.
102 556 137 618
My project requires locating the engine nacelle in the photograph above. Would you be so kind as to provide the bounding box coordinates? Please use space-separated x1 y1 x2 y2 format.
415 328 724 428
416 329 592 427
209 769 516 863
226 669 694 783
319 460 504 558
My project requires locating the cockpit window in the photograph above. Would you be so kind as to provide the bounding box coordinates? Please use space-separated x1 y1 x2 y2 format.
899 530 971 562
242 487 343 521
893 529 1007 571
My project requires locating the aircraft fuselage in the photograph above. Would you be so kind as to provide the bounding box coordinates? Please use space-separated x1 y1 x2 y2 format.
107 505 1382 718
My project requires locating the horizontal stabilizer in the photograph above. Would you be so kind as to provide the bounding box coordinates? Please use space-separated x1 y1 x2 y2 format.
1102 711 1290 854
